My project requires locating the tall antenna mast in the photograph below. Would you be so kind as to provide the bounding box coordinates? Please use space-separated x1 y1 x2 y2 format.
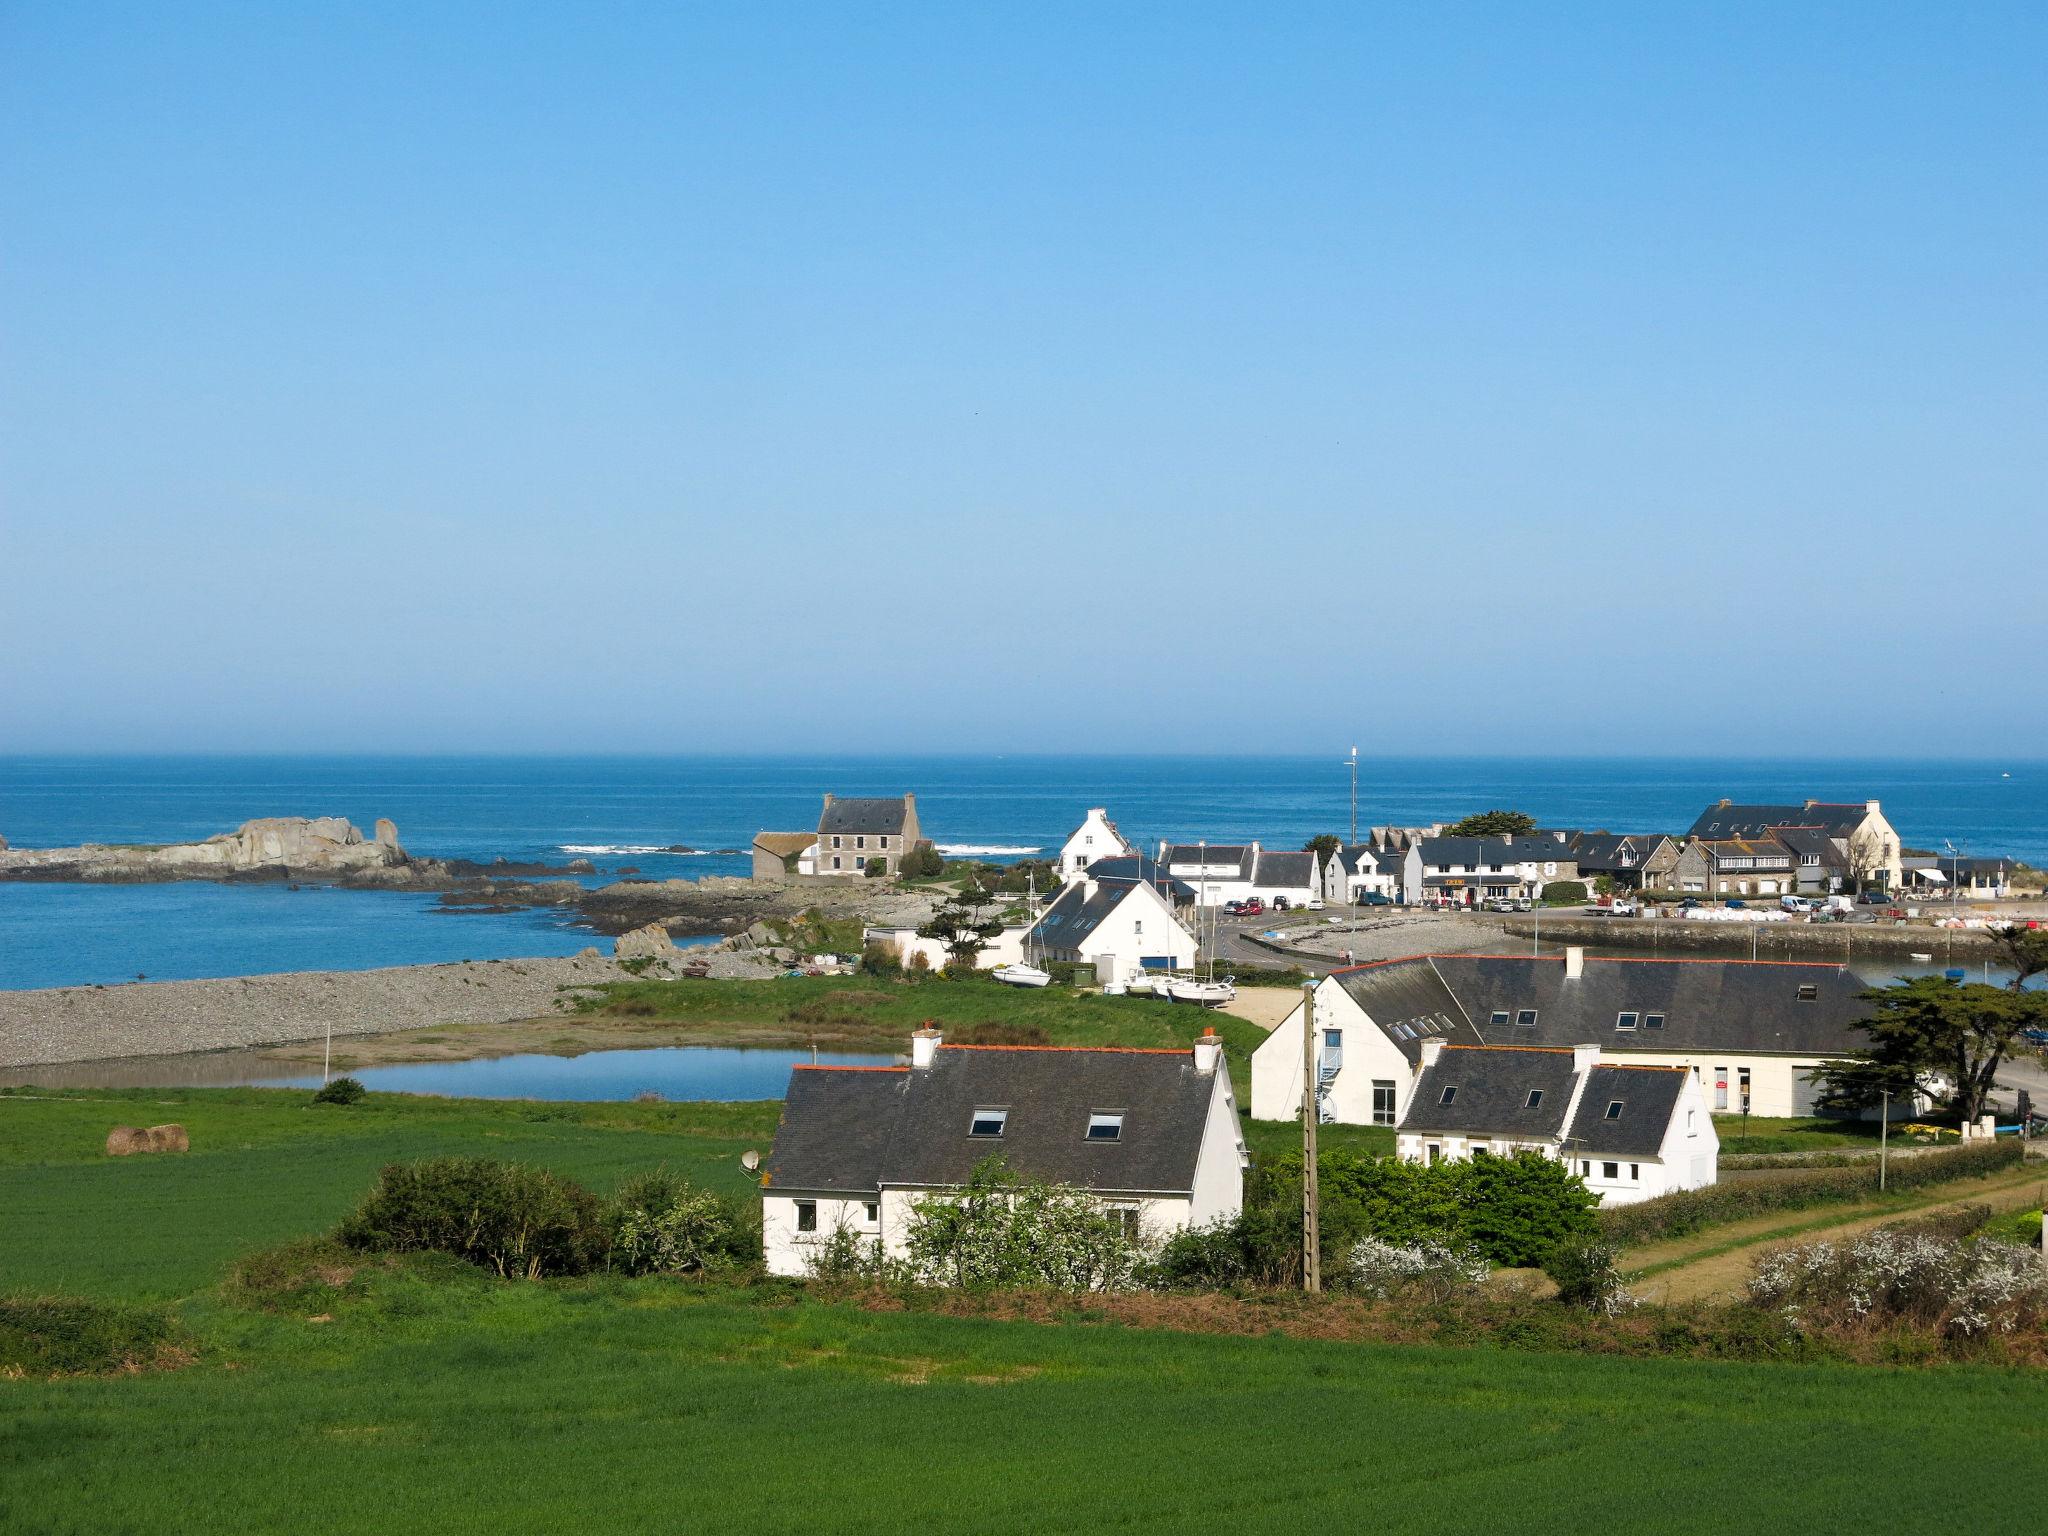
1345 746 1359 847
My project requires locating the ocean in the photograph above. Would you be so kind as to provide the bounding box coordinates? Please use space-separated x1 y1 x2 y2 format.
3 754 2042 990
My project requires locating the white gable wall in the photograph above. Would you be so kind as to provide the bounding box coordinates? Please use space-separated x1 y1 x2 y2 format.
1250 977 1414 1125
1059 809 1134 882
1053 879 1196 983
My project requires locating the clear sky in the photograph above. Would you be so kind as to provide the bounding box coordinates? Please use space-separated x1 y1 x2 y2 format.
3 3 2042 756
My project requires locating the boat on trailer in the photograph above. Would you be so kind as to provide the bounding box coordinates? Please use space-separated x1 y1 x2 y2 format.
1167 974 1236 1007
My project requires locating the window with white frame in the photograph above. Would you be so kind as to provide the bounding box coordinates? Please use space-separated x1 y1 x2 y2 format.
1371 1080 1397 1125
795 1200 817 1232
1616 1011 1638 1031
1515 1009 1538 1028
1085 1111 1124 1142
1604 1101 1624 1120
969 1108 1009 1138
864 1202 879 1224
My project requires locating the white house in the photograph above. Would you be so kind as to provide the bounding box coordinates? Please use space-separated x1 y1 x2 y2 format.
1157 842 1324 908
1334 844 1403 903
1395 1038 1718 1206
1404 833 1580 908
1251 947 1891 1127
761 1026 1248 1278
1057 808 1137 883
863 924 1028 973
1687 799 1903 894
1025 870 1197 984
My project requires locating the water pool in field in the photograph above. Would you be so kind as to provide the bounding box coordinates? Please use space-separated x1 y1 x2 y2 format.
6 1044 899 1100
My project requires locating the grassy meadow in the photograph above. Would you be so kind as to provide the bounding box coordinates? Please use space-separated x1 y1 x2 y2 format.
3 1024 2044 1532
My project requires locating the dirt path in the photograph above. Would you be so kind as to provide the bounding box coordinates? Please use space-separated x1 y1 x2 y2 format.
1626 1165 2048 1304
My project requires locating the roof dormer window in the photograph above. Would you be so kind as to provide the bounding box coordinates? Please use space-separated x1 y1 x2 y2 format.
1604 1101 1624 1120
969 1108 1008 1138
1085 1111 1124 1142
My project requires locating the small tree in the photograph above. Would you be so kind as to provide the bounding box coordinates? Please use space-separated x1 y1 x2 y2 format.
1445 810 1537 838
916 891 1006 970
897 841 946 880
1812 976 2048 1123
1540 880 1586 906
1984 922 2048 993
1302 833 1341 860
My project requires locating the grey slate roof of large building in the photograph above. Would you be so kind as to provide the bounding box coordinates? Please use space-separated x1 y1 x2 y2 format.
1432 954 1871 1056
1332 953 1873 1060
1400 1047 1580 1139
1083 856 1196 904
818 796 913 836
1250 850 1317 888
1029 879 1140 953
1688 801 1869 839
1161 844 1256 880
1414 834 1576 867
766 1047 1224 1197
1565 1065 1689 1156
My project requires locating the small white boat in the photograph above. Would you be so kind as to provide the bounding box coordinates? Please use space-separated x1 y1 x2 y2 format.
1123 974 1163 996
992 963 1052 989
1167 975 1237 1007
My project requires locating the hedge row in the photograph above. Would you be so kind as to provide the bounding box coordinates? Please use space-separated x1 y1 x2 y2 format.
1598 1139 2024 1246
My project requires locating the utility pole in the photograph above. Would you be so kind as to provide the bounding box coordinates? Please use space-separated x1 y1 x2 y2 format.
1880 1087 1890 1192
1300 981 1321 1292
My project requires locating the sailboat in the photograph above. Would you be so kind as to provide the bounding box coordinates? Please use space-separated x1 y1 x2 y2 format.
992 868 1053 987
1166 842 1236 1005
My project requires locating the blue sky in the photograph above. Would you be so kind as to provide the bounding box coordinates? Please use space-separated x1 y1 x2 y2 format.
3 3 2042 755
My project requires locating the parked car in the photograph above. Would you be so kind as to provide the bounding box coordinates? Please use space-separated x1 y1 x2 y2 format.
1236 898 1265 917
1856 890 1889 905
1781 895 1816 913
1271 896 1291 911
1302 897 1324 910
1359 891 1392 907
1679 897 1703 910
1513 897 1534 912
1726 899 1747 909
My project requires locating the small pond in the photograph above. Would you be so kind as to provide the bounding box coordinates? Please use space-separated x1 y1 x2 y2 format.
6 1045 901 1101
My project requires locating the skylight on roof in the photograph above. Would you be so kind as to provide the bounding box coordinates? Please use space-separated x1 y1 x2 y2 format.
1616 1012 1638 1031
1604 1101 1624 1120
1489 1010 1510 1027
969 1108 1009 1138
1645 1013 1665 1030
1515 1009 1538 1027
1525 1089 1543 1109
1797 983 1818 1001
1439 1086 1457 1105
1086 1111 1124 1142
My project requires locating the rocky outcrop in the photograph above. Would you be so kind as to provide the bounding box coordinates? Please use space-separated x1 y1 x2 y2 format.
614 923 679 963
0 816 410 882
374 818 400 848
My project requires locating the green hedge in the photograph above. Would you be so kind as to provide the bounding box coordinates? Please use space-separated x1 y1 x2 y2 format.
0 1296 191 1377
1599 1139 2023 1246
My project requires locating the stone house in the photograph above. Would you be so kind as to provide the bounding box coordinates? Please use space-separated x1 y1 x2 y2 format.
815 794 922 877
750 831 818 880
1687 799 1902 893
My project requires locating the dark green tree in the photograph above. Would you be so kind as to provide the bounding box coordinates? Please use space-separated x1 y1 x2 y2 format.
1811 976 2048 1123
1445 810 1538 838
916 891 1007 970
1302 833 1341 860
897 841 946 880
1985 921 2048 993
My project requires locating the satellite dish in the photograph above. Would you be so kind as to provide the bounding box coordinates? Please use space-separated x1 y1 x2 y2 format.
740 1150 760 1172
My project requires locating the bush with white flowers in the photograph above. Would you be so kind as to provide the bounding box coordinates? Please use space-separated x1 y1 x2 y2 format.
1346 1234 1490 1303
1749 1229 2046 1338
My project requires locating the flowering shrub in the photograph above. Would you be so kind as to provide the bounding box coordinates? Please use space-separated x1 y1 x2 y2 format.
1345 1235 1489 1303
608 1170 756 1275
1749 1230 2047 1338
1543 1239 1636 1315
904 1159 1148 1291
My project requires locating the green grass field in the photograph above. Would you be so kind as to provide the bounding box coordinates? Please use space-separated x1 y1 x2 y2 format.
5 1083 2045 1533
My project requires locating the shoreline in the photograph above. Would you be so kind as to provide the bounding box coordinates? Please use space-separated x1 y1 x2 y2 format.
0 953 634 1071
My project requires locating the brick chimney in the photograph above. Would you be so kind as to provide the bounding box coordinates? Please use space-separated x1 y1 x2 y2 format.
1193 1027 1222 1075
911 1023 942 1069
1419 1037 1446 1069
1564 945 1586 981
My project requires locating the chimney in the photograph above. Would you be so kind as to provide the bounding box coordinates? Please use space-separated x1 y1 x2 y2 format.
1564 945 1585 981
911 1023 942 1069
1193 1027 1222 1075
1572 1043 1600 1074
822 792 835 808
904 792 915 809
1418 1037 1445 1069
1865 799 1880 815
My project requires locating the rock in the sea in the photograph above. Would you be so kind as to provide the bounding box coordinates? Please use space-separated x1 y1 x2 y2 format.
374 818 400 848
615 922 678 962
2 816 409 880
0 833 8 851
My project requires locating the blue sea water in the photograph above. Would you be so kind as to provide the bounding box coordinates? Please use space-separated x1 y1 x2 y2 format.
3 754 2042 990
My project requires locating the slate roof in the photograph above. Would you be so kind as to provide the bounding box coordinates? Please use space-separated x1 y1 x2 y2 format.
1250 851 1317 889
1160 844 1256 879
1565 1065 1689 1156
1414 834 1575 868
1429 954 1872 1057
1688 801 1871 840
767 1046 1227 1197
1029 879 1144 954
765 1067 910 1194
1083 856 1195 904
753 831 819 857
1400 1046 1580 1140
818 796 913 836
1333 961 1484 1064
1775 828 1844 863
1695 836 1795 864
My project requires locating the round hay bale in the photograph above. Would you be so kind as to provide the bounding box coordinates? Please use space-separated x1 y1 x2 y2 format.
144 1124 190 1154
105 1126 150 1156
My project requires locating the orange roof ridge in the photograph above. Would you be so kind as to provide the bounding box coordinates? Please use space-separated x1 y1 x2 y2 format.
1441 1043 1573 1054
939 1043 1190 1056
791 1064 908 1073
